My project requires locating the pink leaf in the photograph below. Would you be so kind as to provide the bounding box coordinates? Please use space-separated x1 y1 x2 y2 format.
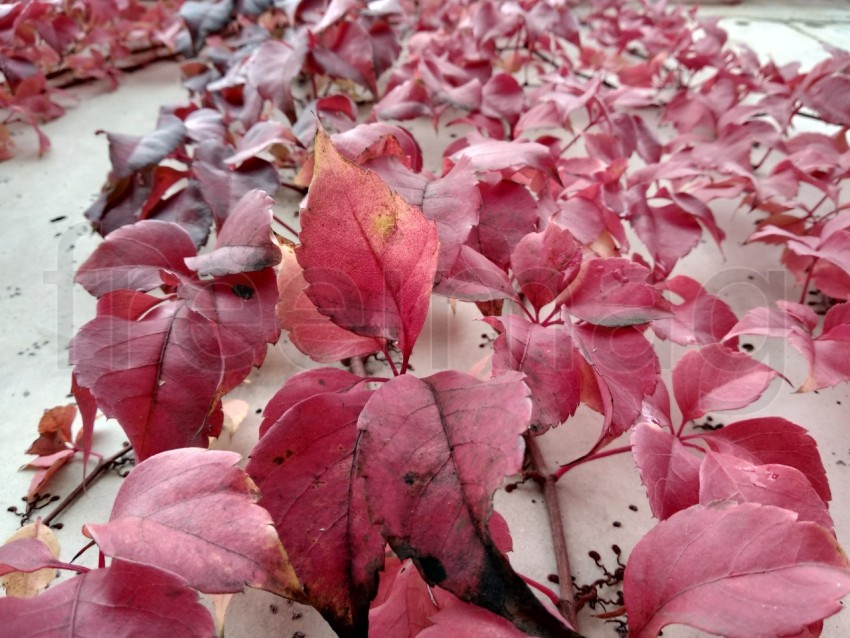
185 190 281 277
245 36 307 120
277 242 383 363
24 449 75 501
0 561 214 637
631 422 701 520
247 391 382 635
0 538 86 577
699 451 833 530
485 315 582 433
85 449 299 596
224 121 297 168
357 371 574 637
673 344 780 423
450 139 558 182
653 276 739 346
71 373 97 477
560 258 671 327
625 503 850 638
701 417 830 502
510 223 582 312
297 128 438 368
75 220 197 297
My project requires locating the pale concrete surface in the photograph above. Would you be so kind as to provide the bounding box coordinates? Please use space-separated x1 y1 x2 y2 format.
1 2 849 637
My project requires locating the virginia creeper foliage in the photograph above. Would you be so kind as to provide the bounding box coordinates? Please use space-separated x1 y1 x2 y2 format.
4 0 850 636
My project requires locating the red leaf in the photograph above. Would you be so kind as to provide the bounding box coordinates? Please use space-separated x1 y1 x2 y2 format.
573 323 660 444
71 271 279 460
85 449 299 596
0 561 214 637
71 373 97 476
75 220 197 297
297 128 438 368
628 196 702 278
485 315 582 433
185 190 281 276
449 139 558 182
277 243 383 363
510 223 582 312
247 391 383 635
224 121 297 168
624 503 850 638
701 417 831 502
369 557 443 637
652 275 738 346
673 344 780 423
418 598 532 638
560 258 671 327
357 371 575 637
467 179 538 270
481 73 525 126
260 367 367 437
433 244 517 302
699 451 833 530
631 422 701 520
370 156 481 279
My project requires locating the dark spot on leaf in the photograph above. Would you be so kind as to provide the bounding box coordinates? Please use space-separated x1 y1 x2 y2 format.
291 611 302 620
273 456 284 465
403 472 416 485
741 343 754 352
292 632 306 638
232 284 254 299
417 555 447 584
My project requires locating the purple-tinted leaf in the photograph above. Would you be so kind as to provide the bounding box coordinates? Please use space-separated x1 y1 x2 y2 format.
102 116 187 179
369 557 445 638
180 0 234 51
631 422 701 520
247 391 383 635
673 344 780 423
625 503 850 638
75 220 197 297
629 196 702 278
297 129 438 367
561 258 671 327
332 122 423 172
0 561 214 637
702 417 830 502
185 190 280 276
277 244 383 363
85 449 299 596
511 223 582 312
417 599 533 638
192 140 280 229
699 451 833 530
485 315 581 433
357 371 575 637
481 73 524 126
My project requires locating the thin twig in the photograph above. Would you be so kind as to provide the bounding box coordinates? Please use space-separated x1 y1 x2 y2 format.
42 444 134 527
527 434 579 630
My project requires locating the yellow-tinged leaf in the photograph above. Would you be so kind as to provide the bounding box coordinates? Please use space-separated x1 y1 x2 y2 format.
1 523 60 597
